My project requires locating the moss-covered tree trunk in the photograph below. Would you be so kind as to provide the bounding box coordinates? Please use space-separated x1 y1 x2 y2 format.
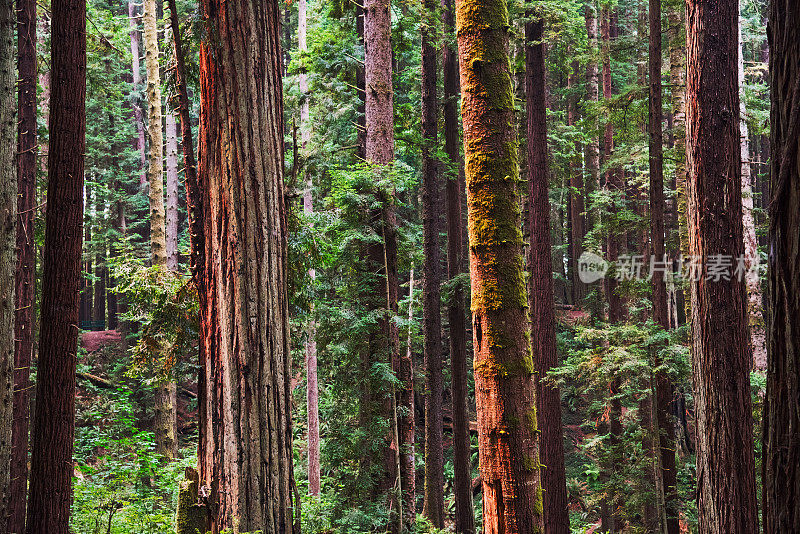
526 12 569 534
686 0 759 531
456 0 543 529
763 0 800 530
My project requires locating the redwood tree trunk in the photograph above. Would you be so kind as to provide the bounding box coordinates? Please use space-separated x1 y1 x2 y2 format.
456 0 544 529
421 2 443 526
197 0 297 530
9 0 36 527
443 0 474 529
25 0 86 528
648 1 678 531
762 1 800 531
584 2 600 233
526 13 569 534
686 0 759 531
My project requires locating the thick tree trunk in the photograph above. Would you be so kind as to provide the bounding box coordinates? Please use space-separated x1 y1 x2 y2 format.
421 2 443 527
165 109 179 272
737 18 765 372
648 2 678 532
298 0 321 498
197 0 297 530
526 14 569 534
9 0 36 528
685 0 759 531
456 0 544 530
25 0 85 529
128 0 147 188
442 0 474 530
763 2 800 531
0 0 16 524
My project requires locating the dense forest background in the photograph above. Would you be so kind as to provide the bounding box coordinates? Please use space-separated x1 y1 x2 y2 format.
1 0 797 532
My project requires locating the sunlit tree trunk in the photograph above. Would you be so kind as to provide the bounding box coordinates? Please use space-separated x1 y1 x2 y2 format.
25 0 85 529
421 1 443 526
686 0 759 531
165 108 179 272
9 0 36 527
456 0 544 529
526 12 569 534
762 1 800 531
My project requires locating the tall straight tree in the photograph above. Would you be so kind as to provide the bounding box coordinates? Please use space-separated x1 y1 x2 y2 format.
456 0 543 529
685 0 759 531
442 0 474 529
364 0 403 527
584 1 600 231
526 10 569 534
197 0 297 529
127 0 146 188
421 0 443 526
9 0 36 527
143 0 176 459
0 0 15 523
763 0 800 530
648 0 678 531
25 0 86 528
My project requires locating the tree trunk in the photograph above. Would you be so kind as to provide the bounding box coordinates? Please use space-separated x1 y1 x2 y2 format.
398 265 415 523
197 0 297 529
442 0 473 529
686 0 759 531
25 0 86 528
762 1 800 531
421 2 443 527
568 60 585 305
0 0 16 524
9 0 36 527
94 248 106 327
584 2 600 234
526 13 569 534
144 0 175 460
648 1 678 531
165 109 179 272
128 0 147 188
456 0 544 529
298 0 321 498
737 17 765 372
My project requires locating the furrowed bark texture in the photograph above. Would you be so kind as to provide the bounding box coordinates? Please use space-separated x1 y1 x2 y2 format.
686 0 759 531
443 0 474 529
456 0 544 530
648 1 678 531
9 0 35 527
526 15 569 534
0 0 16 525
421 1 443 526
25 0 86 529
763 1 800 531
198 0 297 530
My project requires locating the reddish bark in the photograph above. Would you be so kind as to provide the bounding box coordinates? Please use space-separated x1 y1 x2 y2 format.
25 0 86 529
686 0 759 531
9 0 36 527
526 15 570 534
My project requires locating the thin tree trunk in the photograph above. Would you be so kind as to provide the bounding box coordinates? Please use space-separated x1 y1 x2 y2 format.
25 0 86 528
9 0 36 527
128 0 146 188
762 1 800 531
456 0 544 529
197 0 297 529
585 2 600 234
442 0 473 529
0 0 16 524
685 0 759 531
568 60 585 305
165 109 179 272
737 17 765 372
94 248 106 327
526 13 569 534
421 1 443 526
298 0 321 498
398 265 415 523
648 1 679 531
